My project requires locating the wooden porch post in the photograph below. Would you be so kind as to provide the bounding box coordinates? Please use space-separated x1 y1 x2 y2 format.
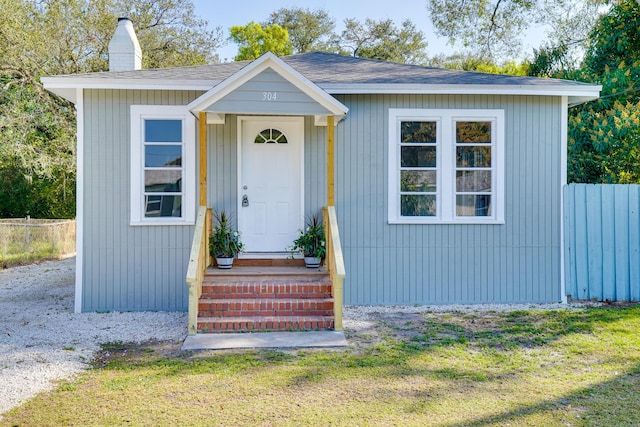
327 115 335 206
199 112 207 207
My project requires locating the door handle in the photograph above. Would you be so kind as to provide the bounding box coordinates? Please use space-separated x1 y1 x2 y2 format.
242 195 249 207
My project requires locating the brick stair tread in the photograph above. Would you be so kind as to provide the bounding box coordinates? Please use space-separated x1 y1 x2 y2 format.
200 283 332 299
198 297 334 317
197 315 334 333
198 297 334 304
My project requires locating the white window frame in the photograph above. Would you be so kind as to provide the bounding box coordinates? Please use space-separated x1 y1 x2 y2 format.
388 108 505 224
130 105 196 226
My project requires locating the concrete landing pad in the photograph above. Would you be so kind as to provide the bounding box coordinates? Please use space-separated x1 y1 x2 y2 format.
182 331 347 351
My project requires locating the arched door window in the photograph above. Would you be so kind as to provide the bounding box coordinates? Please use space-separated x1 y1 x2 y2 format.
254 128 288 144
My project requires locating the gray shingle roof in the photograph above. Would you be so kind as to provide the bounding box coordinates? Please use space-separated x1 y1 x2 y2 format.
45 51 593 88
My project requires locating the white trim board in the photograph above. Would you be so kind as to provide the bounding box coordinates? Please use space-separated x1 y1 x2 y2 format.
74 88 84 313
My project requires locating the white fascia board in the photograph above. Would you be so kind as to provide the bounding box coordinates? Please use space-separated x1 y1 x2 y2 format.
320 83 601 101
41 77 602 107
41 77 217 103
187 52 349 117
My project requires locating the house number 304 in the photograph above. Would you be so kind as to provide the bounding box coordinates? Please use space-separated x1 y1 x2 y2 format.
262 92 277 101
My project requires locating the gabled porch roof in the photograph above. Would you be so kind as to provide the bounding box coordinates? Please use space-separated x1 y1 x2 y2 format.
186 52 348 120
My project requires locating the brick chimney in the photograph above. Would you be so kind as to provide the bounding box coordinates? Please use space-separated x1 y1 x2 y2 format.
108 17 142 71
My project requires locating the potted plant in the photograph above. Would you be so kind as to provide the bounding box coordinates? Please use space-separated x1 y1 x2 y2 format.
209 210 243 269
290 215 326 268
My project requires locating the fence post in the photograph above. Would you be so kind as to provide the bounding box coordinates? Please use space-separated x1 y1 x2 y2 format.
25 215 31 259
51 223 56 257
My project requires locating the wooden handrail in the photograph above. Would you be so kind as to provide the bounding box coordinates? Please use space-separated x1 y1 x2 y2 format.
186 206 211 335
323 206 346 331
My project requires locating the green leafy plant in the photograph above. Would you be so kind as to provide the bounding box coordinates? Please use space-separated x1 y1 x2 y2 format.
209 210 243 258
290 215 326 258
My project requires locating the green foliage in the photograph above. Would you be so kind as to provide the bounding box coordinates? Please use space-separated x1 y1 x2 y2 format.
428 0 538 60
428 0 612 62
339 18 428 64
527 43 571 78
568 64 640 183
0 0 223 218
235 10 427 65
566 0 640 183
428 53 529 75
265 7 337 54
583 0 640 75
209 210 243 258
0 70 76 217
229 21 293 60
290 215 326 258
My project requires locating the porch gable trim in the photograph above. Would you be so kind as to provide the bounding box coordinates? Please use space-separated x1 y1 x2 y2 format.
186 52 348 117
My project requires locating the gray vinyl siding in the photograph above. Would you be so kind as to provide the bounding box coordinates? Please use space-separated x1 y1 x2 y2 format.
207 69 332 115
206 115 327 224
333 94 563 305
83 89 563 310
82 89 202 312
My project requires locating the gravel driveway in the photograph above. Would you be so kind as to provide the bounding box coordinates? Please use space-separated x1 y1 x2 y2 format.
0 258 187 416
0 258 588 418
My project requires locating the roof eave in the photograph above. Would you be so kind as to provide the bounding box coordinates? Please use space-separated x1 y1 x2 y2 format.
40 76 218 103
41 77 602 107
320 83 602 103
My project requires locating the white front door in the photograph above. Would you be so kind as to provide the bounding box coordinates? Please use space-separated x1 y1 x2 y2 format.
238 116 304 254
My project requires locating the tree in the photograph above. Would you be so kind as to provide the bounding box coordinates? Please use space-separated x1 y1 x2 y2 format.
229 21 293 60
428 0 612 62
265 7 337 54
339 18 428 64
0 69 76 217
566 0 640 183
427 53 529 75
0 0 224 218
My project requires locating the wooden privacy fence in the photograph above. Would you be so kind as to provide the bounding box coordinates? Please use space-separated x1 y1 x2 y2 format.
564 184 640 301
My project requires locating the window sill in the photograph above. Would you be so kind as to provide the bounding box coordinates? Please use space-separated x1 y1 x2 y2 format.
130 219 195 227
388 218 505 225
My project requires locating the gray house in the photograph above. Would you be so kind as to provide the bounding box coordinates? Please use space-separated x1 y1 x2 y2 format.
43 19 600 330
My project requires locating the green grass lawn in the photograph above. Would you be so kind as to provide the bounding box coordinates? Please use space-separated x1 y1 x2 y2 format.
3 306 640 426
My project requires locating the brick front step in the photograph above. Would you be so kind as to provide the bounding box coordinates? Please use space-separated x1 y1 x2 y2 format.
200 282 332 300
198 298 334 317
197 316 335 333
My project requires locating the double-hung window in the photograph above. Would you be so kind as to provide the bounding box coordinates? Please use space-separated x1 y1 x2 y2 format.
388 109 504 224
130 105 196 225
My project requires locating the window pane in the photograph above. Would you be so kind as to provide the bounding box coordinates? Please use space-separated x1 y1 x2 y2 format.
456 171 491 192
145 170 182 192
401 121 436 143
145 195 182 217
456 146 491 167
145 145 182 167
145 119 182 142
401 195 436 216
456 121 491 144
457 195 492 216
401 146 437 167
401 171 437 192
